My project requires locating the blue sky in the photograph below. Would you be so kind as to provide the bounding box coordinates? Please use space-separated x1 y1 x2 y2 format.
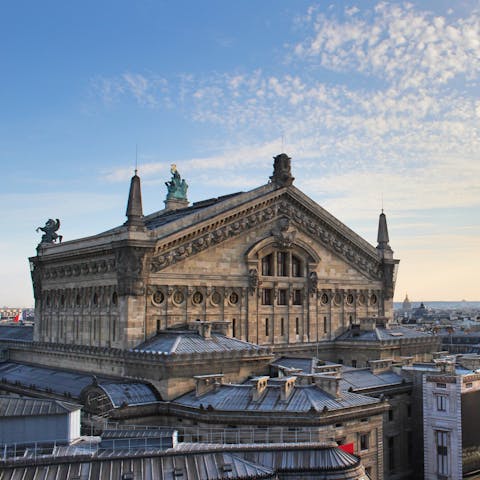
1 0 479 306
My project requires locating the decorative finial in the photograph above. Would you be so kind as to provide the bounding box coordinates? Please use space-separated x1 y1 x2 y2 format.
270 153 294 187
135 144 138 176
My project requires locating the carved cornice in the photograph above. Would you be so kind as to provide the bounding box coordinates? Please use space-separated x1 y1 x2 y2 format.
150 192 382 279
42 258 116 281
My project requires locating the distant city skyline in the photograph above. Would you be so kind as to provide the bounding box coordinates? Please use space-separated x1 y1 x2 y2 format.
1 0 479 306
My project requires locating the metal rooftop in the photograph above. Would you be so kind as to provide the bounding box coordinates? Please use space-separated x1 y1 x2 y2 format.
0 395 80 417
174 382 379 412
135 331 266 355
340 368 405 391
0 325 33 343
144 192 244 230
335 325 432 342
0 362 158 406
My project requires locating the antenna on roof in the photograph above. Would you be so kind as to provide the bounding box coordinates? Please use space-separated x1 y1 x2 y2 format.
381 192 384 213
135 144 138 175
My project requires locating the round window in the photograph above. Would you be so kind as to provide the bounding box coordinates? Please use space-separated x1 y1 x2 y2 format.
334 293 342 305
346 294 354 305
370 294 378 305
358 294 366 305
211 291 222 306
173 290 184 305
192 291 203 305
321 293 329 305
229 292 239 305
152 291 164 305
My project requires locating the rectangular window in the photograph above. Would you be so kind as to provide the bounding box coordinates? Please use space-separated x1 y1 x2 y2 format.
278 289 288 305
232 318 236 337
436 383 447 389
261 254 273 276
352 359 357 368
323 316 328 333
436 430 449 476
436 394 448 412
265 318 269 337
262 289 273 305
388 409 394 422
277 252 288 276
407 404 412 418
295 317 300 335
360 433 369 451
407 431 413 466
280 317 285 336
293 289 302 305
292 256 302 277
388 436 395 472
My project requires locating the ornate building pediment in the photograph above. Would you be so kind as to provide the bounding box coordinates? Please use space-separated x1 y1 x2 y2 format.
149 191 382 280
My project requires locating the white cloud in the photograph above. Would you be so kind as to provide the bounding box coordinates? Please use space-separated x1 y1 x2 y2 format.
294 3 480 91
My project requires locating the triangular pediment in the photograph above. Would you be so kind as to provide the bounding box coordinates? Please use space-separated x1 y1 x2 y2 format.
149 185 382 280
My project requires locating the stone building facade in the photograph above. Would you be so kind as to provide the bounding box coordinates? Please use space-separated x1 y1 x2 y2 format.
30 155 399 354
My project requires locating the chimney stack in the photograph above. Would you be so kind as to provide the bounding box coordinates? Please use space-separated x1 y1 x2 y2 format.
250 376 269 402
314 374 341 398
194 374 223 397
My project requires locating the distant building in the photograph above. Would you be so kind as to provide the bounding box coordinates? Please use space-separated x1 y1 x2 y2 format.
402 293 412 313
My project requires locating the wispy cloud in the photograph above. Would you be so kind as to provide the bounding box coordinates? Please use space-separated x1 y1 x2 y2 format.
91 72 170 108
293 3 480 91
88 1 480 303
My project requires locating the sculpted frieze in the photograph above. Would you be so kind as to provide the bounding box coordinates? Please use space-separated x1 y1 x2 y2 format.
42 258 116 281
149 193 381 279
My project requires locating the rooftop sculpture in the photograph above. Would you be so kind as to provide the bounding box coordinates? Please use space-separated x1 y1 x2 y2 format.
165 164 188 201
36 219 62 244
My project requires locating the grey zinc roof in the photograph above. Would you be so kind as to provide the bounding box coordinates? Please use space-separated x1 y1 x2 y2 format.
0 395 80 417
144 192 245 230
270 357 317 373
0 362 112 398
0 362 158 404
0 451 275 480
174 383 379 412
99 383 159 407
335 325 431 342
340 368 405 391
0 325 33 342
136 331 265 355
241 445 361 472
0 362 95 397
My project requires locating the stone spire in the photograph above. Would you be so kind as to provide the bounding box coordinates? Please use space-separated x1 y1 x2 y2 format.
125 170 144 227
376 210 391 252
